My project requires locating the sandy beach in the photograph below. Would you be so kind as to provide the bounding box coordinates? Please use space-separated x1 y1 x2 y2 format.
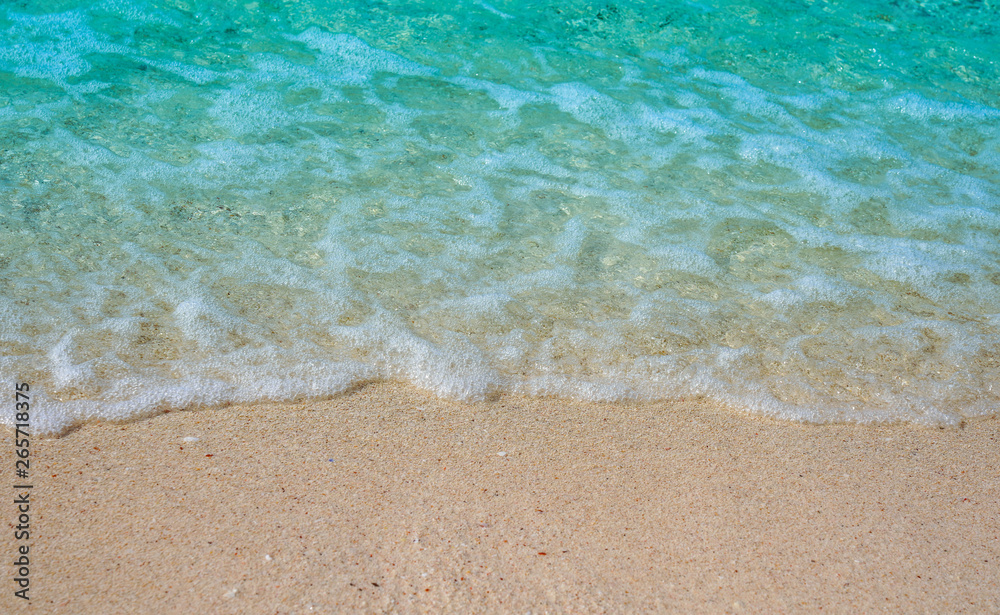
4 382 998 613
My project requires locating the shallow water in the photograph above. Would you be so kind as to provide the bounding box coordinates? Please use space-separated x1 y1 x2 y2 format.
2 0 999 433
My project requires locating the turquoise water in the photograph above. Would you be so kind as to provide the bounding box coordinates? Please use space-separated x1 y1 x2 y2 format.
2 1 999 433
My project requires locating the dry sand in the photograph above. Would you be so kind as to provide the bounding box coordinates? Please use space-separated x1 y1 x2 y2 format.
3 382 998 613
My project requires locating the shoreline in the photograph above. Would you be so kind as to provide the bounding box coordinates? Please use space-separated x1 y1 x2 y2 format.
4 382 998 613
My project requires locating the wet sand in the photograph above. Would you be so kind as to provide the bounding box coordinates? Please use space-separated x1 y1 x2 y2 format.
4 382 998 613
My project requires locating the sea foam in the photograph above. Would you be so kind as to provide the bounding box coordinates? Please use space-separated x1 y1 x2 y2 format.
1 1 999 433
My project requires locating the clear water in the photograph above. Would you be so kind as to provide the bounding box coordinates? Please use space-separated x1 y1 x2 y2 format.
2 0 999 433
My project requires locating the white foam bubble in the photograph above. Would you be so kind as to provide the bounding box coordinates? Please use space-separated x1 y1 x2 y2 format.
289 28 435 84
4 2 1000 434
0 11 123 82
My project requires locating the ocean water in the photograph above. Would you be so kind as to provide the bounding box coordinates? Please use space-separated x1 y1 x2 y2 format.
2 0 999 434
